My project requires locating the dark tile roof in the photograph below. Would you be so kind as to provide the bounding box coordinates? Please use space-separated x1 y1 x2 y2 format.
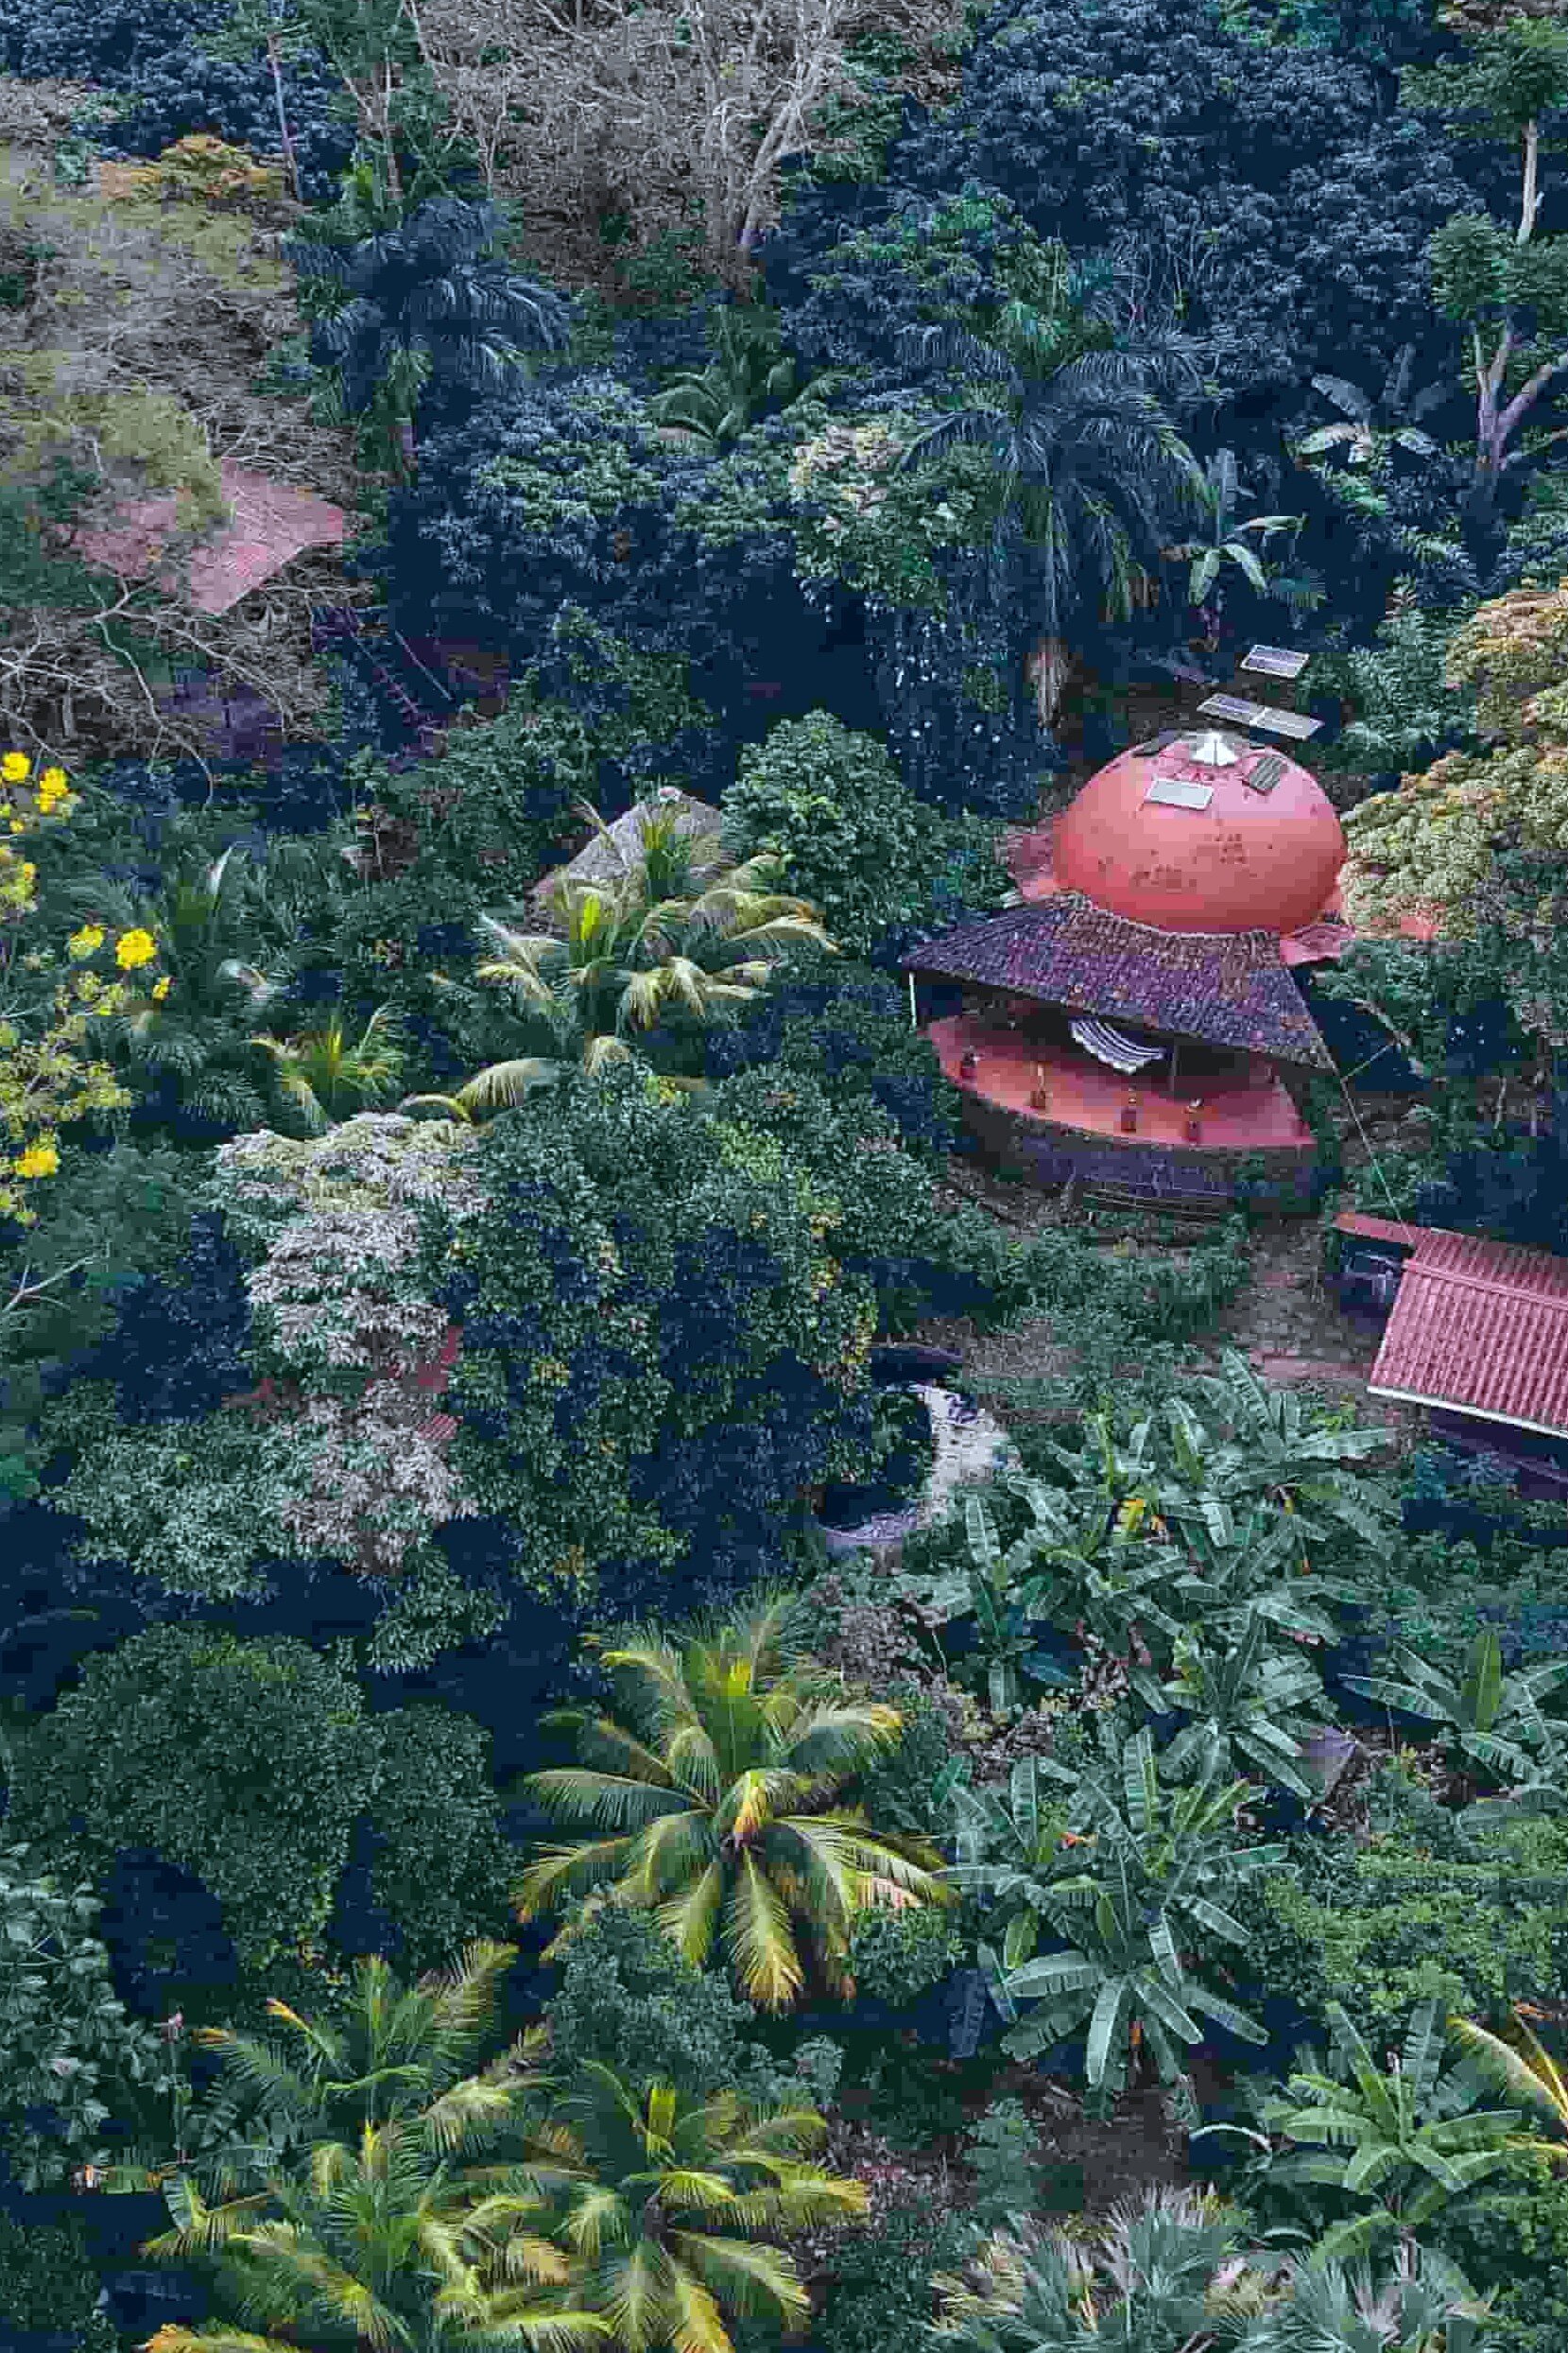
900 893 1334 1068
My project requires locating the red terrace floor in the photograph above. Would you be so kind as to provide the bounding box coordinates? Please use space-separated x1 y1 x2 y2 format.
928 1015 1315 1154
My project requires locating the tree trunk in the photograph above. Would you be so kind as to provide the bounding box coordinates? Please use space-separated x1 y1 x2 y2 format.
266 29 300 202
1025 634 1072 728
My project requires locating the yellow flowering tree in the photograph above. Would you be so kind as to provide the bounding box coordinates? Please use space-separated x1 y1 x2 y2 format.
0 753 140 1224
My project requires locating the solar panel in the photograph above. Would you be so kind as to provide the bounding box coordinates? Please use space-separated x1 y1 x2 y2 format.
1198 694 1321 740
1145 774 1214 810
1245 753 1286 794
1130 730 1189 757
1241 644 1310 680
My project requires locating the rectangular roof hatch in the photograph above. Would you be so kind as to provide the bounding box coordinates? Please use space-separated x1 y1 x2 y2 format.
1144 773 1214 810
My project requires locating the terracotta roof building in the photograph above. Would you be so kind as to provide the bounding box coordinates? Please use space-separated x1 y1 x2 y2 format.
1364 1226 1568 1443
901 727 1345 1208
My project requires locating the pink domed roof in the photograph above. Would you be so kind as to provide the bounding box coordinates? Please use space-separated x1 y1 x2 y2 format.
1051 733 1346 936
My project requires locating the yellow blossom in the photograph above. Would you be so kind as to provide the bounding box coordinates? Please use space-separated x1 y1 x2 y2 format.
114 927 158 970
40 768 67 795
14 1140 60 1180
68 924 106 959
1 752 31 784
151 976 171 1002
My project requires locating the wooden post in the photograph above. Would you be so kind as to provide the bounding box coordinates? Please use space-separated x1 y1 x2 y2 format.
907 971 917 1032
1169 1037 1180 1099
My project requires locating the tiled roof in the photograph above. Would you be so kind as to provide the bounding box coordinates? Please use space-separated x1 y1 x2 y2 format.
1369 1228 1568 1439
901 892 1334 1068
69 462 347 614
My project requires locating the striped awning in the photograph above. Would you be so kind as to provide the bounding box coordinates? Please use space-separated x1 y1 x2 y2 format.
1070 1015 1167 1074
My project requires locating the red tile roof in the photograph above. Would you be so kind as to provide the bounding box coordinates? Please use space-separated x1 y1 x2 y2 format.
1334 1210 1422 1247
1368 1227 1568 1439
69 461 346 614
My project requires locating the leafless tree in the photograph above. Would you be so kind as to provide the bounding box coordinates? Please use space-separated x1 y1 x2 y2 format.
410 0 974 296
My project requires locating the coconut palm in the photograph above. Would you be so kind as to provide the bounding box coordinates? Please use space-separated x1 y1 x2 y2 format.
113 1944 531 2206
1259 2000 1544 2259
137 2114 609 2353
513 2060 867 2353
404 863 833 1120
136 1945 613 2353
929 2187 1269 2353
513 1592 952 2010
249 1004 405 1134
887 241 1208 723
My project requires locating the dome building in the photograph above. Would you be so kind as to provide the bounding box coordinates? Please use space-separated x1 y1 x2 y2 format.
901 728 1354 1213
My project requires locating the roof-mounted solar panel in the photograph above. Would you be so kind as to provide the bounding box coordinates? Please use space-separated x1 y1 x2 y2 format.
1198 693 1321 740
1144 774 1214 810
1245 753 1287 794
1129 730 1190 757
1241 645 1310 680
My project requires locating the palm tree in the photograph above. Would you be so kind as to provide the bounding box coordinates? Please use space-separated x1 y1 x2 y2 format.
138 2115 608 2353
1157 447 1306 611
285 197 573 479
136 1945 613 2353
929 2187 1268 2353
249 1005 405 1134
95 844 281 1133
513 1592 952 2010
1259 2000 1545 2258
404 862 833 1120
886 242 1208 725
513 2060 867 2353
118 1943 530 2204
646 301 810 450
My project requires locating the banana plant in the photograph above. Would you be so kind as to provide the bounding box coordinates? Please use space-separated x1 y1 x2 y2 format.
1137 1613 1332 1801
1259 2001 1542 2259
1293 345 1450 470
945 1756 1080 1971
1158 446 1305 605
1343 1629 1568 1797
983 1729 1281 2097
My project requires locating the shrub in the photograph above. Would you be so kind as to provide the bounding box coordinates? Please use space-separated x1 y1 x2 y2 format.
0 2208 113 2337
538 1904 790 2106
847 1898 965 2006
704 947 966 1167
0 1842 177 2190
3 1626 381 1985
1233 1778 1568 2036
814 2194 972 2353
363 1704 517 1975
724 709 1007 959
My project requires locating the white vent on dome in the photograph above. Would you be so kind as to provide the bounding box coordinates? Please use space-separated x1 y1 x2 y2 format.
1183 729 1243 767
